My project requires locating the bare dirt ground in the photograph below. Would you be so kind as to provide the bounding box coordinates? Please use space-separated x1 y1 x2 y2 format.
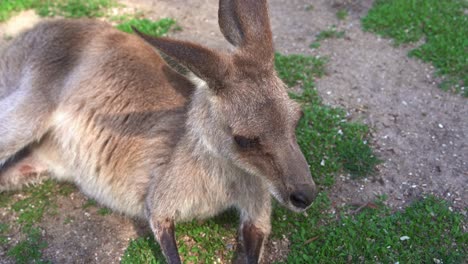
0 0 466 263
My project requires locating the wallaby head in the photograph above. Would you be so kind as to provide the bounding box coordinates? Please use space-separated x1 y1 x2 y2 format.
135 0 316 212
135 0 316 214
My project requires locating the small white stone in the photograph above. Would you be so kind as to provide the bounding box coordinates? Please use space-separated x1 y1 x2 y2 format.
320 159 325 166
438 123 444 128
400 236 410 241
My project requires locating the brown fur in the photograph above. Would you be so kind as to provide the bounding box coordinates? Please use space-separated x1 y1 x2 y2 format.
0 1 316 262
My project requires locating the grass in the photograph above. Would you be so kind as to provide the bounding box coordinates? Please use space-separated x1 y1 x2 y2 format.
10 180 68 227
315 26 345 42
116 17 178 36
82 198 98 209
0 223 9 244
0 180 122 263
122 194 466 263
0 191 12 207
98 207 112 215
362 0 468 96
277 195 467 263
36 0 115 18
309 26 346 50
0 0 35 22
122 236 165 264
336 9 348 20
0 0 177 39
0 0 115 21
309 42 320 49
305 4 314 12
82 198 113 215
7 227 50 264
1 181 74 263
122 211 239 263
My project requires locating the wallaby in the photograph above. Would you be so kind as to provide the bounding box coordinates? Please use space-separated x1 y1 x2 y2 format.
0 0 317 263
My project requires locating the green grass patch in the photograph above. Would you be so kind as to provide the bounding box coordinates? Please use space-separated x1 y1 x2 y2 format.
35 0 115 18
82 198 112 215
0 0 177 39
1 180 76 262
98 207 112 215
281 196 467 263
305 5 314 12
309 26 346 51
0 191 12 207
7 227 50 264
0 223 9 234
0 223 10 244
10 180 64 227
315 26 345 42
123 195 466 264
82 198 98 209
0 0 35 22
336 9 348 20
362 0 468 96
122 236 165 264
0 0 115 21
123 210 238 263
175 211 237 263
116 18 177 36
309 42 320 49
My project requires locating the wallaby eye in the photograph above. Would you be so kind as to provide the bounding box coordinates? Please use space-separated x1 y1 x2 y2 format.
234 135 260 149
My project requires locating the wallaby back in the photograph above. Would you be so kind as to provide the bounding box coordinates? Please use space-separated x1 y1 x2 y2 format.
0 19 194 216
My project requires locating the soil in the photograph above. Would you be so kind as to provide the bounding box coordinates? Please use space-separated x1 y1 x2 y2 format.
0 0 466 263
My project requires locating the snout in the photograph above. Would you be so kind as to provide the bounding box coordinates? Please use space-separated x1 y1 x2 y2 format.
289 184 317 210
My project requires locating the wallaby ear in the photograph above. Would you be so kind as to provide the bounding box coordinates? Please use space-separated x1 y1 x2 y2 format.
133 27 230 87
218 0 274 62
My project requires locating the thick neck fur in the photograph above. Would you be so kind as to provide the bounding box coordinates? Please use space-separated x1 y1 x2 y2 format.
173 75 239 181
184 76 224 158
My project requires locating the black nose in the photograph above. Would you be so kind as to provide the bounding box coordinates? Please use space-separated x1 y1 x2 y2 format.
290 185 316 209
